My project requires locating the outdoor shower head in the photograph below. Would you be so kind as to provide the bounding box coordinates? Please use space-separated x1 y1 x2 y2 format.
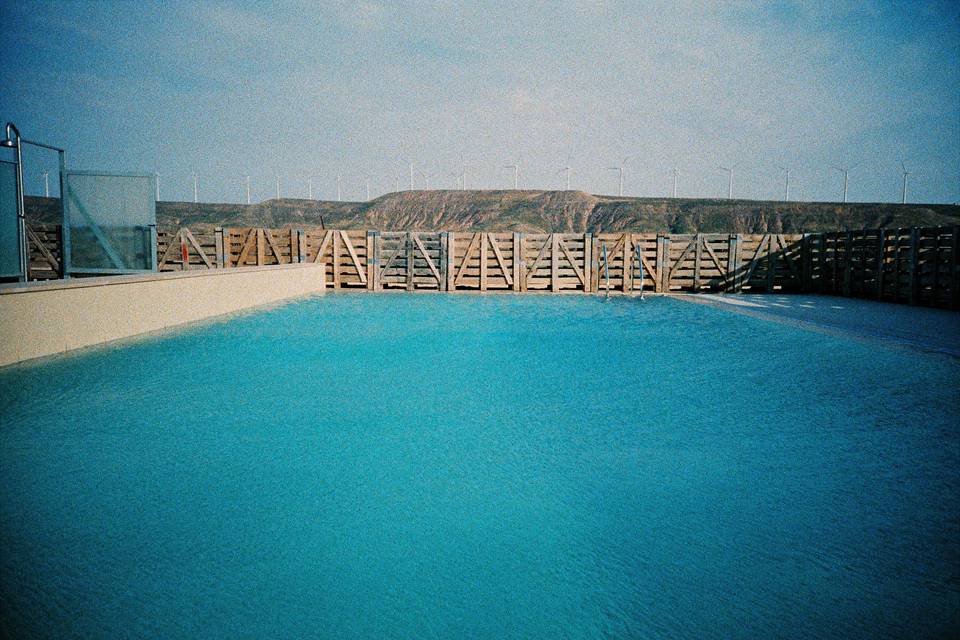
1 122 20 147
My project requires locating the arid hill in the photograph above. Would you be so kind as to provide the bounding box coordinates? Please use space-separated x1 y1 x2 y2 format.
25 190 960 234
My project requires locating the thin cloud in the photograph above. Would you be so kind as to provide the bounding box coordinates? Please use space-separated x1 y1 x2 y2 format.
0 1 956 203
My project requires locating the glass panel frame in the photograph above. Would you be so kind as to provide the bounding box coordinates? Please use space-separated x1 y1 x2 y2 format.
0 160 22 279
63 170 157 275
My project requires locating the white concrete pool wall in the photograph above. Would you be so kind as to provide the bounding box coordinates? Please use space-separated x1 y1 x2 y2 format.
0 264 325 367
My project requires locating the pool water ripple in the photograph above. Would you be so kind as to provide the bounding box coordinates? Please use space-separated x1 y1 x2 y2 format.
1 294 958 639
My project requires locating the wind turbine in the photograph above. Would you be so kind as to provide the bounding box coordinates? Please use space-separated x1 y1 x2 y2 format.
275 174 281 200
155 172 160 201
193 172 198 203
718 166 734 199
776 165 791 202
671 168 680 198
834 166 853 203
900 161 910 204
245 176 251 205
417 168 431 190
608 157 630 197
336 173 342 201
365 178 371 201
557 165 572 190
308 177 313 200
40 170 49 197
394 173 400 193
504 162 520 189
449 170 462 189
409 161 415 190
459 153 467 190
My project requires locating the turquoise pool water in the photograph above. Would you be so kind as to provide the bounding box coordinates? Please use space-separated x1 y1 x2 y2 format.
1 294 958 639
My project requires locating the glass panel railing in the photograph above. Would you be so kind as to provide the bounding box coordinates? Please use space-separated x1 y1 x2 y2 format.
0 160 22 278
64 171 156 273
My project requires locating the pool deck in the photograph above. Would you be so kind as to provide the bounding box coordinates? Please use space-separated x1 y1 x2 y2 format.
0 264 326 367
676 293 960 357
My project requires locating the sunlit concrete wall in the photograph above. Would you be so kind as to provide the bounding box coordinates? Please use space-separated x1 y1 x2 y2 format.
0 264 325 367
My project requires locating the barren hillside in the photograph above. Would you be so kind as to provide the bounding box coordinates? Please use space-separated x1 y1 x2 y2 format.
25 190 960 233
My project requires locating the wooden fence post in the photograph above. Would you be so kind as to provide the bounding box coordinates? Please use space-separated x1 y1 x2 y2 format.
368 231 379 290
591 236 600 292
892 229 902 302
550 234 559 292
226 229 234 268
253 228 263 266
622 233 632 292
829 232 840 295
512 233 523 292
693 233 703 292
741 235 751 291
855 230 864 296
841 231 852 296
816 234 825 293
725 234 737 292
439 231 448 292
479 232 488 292
583 233 592 293
876 229 886 300
215 227 225 268
909 226 920 305
857 232 866 295
859 232 869 294
659 236 671 293
406 231 415 291
652 236 661 293
931 229 941 301
331 231 341 289
800 233 811 292
767 233 777 293
179 228 190 271
447 232 456 292
951 225 959 310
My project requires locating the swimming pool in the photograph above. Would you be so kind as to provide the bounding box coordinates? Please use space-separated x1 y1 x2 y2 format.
1 294 957 638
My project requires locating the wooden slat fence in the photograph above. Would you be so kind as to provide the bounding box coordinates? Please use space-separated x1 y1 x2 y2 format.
19 224 960 309
25 223 63 281
807 226 958 308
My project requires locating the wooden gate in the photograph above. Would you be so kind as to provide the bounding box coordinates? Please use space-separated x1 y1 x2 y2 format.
158 227 218 271
372 231 445 290
304 229 368 289
734 233 803 292
593 233 662 293
660 234 732 292
516 233 591 292
449 232 518 291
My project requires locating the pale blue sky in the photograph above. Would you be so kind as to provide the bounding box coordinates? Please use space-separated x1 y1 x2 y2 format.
1 0 958 204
